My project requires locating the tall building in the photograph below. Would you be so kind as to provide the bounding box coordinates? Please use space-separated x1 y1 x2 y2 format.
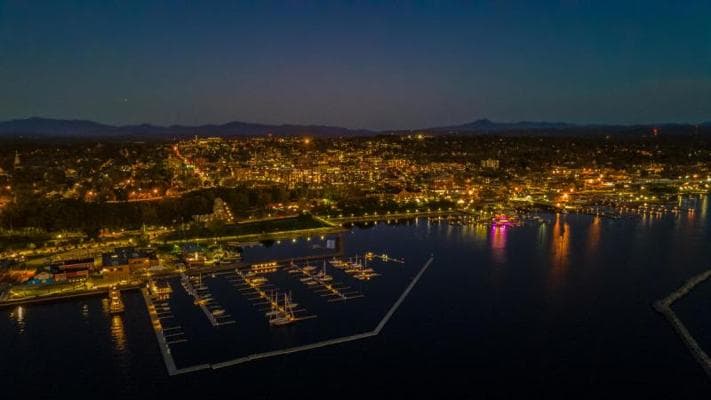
481 159 500 170
13 151 21 169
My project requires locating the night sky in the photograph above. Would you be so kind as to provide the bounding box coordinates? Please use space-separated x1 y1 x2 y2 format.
1 1 710 130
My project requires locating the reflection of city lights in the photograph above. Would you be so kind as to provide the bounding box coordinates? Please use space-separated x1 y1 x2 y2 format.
550 214 570 276
490 225 507 264
586 216 601 255
11 306 26 334
111 315 127 352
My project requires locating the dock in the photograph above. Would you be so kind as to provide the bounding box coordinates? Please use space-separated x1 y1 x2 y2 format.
141 287 210 376
229 269 315 324
287 260 363 302
654 269 711 380
180 273 236 327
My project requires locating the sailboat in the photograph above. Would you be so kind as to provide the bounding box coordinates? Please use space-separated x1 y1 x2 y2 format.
269 293 295 326
316 260 333 282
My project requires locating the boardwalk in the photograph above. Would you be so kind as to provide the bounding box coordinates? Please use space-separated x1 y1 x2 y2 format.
654 269 711 380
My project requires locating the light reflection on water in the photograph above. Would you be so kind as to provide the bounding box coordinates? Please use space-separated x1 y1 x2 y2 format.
473 223 488 248
490 225 507 264
111 315 127 353
537 221 547 249
586 215 601 256
81 303 89 323
549 214 570 286
8 306 25 334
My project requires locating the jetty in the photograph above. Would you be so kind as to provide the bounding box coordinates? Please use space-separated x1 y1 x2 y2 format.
653 269 711 380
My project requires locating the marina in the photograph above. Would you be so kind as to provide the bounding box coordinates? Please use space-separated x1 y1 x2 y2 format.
287 259 363 302
229 268 315 325
96 242 424 376
335 255 380 281
151 255 434 374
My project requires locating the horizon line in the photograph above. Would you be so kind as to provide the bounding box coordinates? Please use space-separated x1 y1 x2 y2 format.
2 115 710 132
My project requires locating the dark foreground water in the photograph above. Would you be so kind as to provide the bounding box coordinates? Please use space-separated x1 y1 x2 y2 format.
2 197 711 399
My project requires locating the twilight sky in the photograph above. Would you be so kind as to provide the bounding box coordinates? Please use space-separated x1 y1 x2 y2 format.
1 1 710 130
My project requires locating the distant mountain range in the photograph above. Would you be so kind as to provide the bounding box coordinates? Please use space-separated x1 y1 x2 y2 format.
0 117 710 138
0 117 374 138
427 118 576 132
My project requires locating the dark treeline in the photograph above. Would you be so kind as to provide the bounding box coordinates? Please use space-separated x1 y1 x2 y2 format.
0 185 310 236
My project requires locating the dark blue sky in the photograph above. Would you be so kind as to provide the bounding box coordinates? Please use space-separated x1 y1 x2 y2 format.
1 1 710 130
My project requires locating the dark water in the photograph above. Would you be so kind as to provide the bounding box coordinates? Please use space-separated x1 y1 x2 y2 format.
2 197 711 399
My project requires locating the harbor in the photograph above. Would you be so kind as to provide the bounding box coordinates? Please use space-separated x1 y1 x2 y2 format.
109 239 428 375
4 210 711 397
153 255 434 374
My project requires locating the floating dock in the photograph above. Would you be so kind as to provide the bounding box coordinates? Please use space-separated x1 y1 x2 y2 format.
181 273 236 327
287 260 363 302
230 269 315 324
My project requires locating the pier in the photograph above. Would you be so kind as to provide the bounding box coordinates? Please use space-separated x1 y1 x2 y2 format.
654 269 711 380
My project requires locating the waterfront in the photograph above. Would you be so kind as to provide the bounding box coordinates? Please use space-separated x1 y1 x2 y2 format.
2 197 711 398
